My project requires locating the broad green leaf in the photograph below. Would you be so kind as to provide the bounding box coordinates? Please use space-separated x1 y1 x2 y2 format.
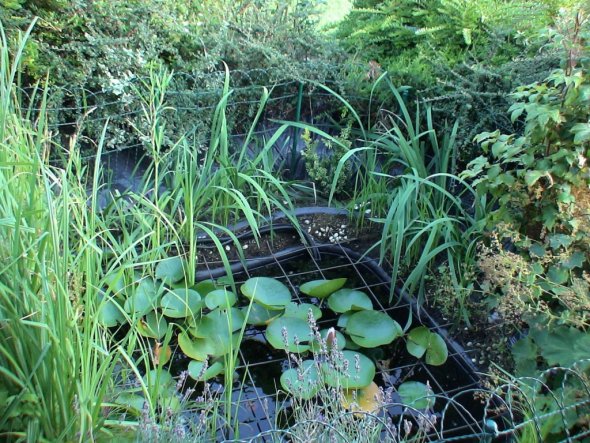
241 277 291 309
398 381 435 410
205 288 237 310
160 288 202 318
266 316 312 353
406 326 448 366
188 360 224 381
321 350 375 390
346 311 402 348
283 302 322 321
136 312 168 339
155 257 186 283
243 303 283 326
280 360 320 400
299 278 347 299
328 288 373 313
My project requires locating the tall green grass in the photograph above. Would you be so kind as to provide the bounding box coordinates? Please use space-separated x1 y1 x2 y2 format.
0 21 125 441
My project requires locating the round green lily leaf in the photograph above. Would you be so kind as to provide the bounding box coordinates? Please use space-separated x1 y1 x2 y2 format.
241 277 291 309
266 316 312 353
243 303 283 326
397 381 435 410
178 331 211 361
194 280 217 296
205 289 237 310
322 350 375 390
299 278 347 299
310 328 346 352
155 256 186 284
407 326 448 366
337 311 353 328
136 312 168 339
328 289 373 313
346 311 402 348
103 268 126 297
115 393 146 415
188 360 225 381
124 278 161 315
283 302 322 321
160 288 202 318
280 360 320 400
143 369 175 393
190 308 245 338
97 294 125 327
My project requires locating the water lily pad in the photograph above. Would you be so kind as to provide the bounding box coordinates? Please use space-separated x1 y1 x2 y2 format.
115 393 146 414
310 328 346 352
283 302 322 321
178 331 214 361
205 289 237 310
194 280 217 295
280 360 321 400
160 288 202 318
143 369 175 393
266 316 312 353
342 381 383 413
124 278 161 315
397 381 435 410
243 303 283 326
97 295 125 327
337 312 353 328
241 277 291 309
188 360 225 381
136 312 168 339
299 278 347 299
190 308 245 338
406 326 448 366
155 256 186 283
345 311 402 348
103 268 126 297
328 289 373 313
322 350 375 390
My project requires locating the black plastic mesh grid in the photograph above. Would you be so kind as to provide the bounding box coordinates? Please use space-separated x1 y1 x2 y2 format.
191 240 501 441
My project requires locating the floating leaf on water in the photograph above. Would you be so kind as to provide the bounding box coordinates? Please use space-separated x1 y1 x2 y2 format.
241 277 292 309
243 303 283 326
143 369 175 394
205 288 237 310
337 311 352 328
136 312 168 340
406 326 448 366
97 294 125 327
342 381 383 413
115 393 146 415
103 268 126 297
160 288 202 318
178 331 213 361
310 328 346 352
283 302 322 321
124 278 161 315
327 288 373 313
155 256 186 283
345 311 402 348
322 350 375 390
280 360 320 400
194 280 217 296
299 278 347 299
266 316 312 353
397 381 435 410
188 360 225 381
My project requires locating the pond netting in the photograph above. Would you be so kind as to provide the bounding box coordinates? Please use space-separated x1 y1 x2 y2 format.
179 223 590 442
